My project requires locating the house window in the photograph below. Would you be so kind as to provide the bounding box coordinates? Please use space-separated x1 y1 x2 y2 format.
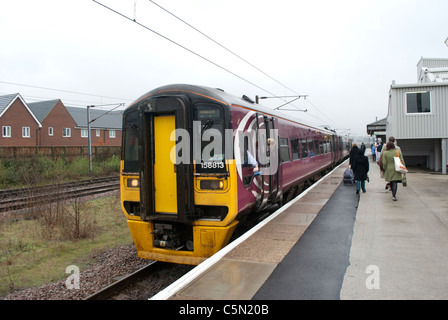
81 129 88 138
2 126 11 137
109 129 116 138
96 129 100 137
406 91 431 113
22 127 30 138
63 128 71 137
48 127 53 136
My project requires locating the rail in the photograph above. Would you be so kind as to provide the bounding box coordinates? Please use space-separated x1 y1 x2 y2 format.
84 261 159 300
0 176 119 213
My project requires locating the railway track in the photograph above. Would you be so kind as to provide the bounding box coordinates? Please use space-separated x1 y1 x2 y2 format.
85 261 194 300
85 261 159 300
0 176 119 213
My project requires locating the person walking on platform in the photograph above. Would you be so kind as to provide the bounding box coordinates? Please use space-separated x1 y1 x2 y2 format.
382 141 406 201
371 144 377 162
352 148 369 194
349 144 359 168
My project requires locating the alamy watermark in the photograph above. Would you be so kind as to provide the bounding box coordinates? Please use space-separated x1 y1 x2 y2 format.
65 265 80 290
169 121 279 175
365 265 380 289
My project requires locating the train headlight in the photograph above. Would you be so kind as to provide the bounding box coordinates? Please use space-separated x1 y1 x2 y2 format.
127 178 139 188
200 179 224 190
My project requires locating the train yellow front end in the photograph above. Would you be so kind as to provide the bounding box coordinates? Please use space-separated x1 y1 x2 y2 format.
120 88 239 265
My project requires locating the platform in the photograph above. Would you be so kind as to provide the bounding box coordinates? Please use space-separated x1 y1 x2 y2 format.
151 156 448 300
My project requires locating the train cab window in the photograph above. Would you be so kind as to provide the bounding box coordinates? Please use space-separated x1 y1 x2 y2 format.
279 138 290 163
194 104 227 174
301 139 308 158
123 110 140 173
290 138 300 160
308 139 314 157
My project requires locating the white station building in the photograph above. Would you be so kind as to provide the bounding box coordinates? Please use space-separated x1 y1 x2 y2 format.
386 57 448 174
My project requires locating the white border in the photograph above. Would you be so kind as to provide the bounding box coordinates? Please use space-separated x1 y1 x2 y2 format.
150 161 346 300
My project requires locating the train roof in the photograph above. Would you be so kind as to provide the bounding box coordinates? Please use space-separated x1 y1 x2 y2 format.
127 84 336 135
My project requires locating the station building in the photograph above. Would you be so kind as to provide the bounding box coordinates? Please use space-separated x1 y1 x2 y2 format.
386 57 448 174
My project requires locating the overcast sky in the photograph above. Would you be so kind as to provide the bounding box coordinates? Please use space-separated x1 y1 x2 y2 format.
1 0 447 136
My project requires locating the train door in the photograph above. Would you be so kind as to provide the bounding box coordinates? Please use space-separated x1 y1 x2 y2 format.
255 114 279 211
138 96 194 223
153 115 177 213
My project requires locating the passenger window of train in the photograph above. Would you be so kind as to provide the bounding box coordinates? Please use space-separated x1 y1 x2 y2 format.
319 141 324 154
279 138 290 163
314 139 320 156
301 139 308 158
290 138 300 160
308 139 314 157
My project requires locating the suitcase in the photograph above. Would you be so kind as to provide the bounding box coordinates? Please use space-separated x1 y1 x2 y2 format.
343 168 354 184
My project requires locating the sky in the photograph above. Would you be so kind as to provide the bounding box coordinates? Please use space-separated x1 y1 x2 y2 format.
1 0 447 137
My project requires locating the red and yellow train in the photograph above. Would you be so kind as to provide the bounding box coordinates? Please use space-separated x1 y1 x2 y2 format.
120 84 351 265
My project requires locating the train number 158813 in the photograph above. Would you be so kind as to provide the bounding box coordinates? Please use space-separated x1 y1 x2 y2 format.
201 161 225 169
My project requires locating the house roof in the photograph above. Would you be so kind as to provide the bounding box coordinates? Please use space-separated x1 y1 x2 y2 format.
66 106 123 129
0 93 18 116
0 93 42 127
27 99 60 122
27 99 122 129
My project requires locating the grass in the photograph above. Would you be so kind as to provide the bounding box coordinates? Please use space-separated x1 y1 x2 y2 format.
0 155 121 189
0 193 133 296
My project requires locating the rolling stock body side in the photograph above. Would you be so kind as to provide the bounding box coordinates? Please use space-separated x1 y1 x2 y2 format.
120 84 350 265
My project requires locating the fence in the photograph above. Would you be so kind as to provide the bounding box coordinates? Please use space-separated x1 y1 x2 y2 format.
0 146 121 161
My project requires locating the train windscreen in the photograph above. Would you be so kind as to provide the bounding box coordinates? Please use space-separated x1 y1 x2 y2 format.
123 110 140 173
193 104 227 174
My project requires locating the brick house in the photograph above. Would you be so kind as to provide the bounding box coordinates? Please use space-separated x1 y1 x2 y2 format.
0 93 122 147
28 99 122 147
28 99 80 146
66 106 122 147
0 93 42 146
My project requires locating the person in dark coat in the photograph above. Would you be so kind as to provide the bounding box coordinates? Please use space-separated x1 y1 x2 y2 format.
352 148 369 194
349 144 359 168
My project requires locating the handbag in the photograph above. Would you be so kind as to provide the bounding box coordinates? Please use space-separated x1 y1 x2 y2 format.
394 150 408 173
402 173 407 187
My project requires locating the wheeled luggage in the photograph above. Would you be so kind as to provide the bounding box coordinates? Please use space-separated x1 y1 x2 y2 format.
343 168 354 184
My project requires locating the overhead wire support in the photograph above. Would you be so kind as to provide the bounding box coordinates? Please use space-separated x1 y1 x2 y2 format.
147 0 297 94
92 0 278 98
257 95 308 111
86 102 124 172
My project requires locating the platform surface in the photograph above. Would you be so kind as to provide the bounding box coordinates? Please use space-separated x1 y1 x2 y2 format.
152 156 448 300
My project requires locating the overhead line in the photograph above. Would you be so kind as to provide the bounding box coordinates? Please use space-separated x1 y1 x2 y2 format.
147 0 298 95
145 0 339 127
0 80 133 102
92 0 278 98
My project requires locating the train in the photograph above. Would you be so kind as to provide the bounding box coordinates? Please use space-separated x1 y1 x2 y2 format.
120 84 351 265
